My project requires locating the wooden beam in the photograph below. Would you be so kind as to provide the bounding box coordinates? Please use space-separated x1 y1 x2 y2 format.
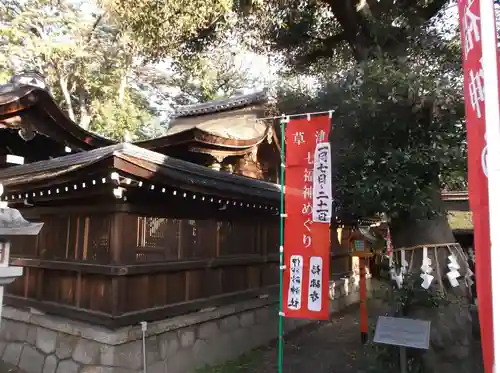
10 254 280 276
5 285 279 329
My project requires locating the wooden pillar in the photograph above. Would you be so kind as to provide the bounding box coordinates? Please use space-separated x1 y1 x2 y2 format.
109 209 137 317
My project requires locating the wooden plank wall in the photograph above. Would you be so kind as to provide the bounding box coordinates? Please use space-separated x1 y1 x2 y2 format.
5 211 280 327
5 209 356 328
116 215 280 315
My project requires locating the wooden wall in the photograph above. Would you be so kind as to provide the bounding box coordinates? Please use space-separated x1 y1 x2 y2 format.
5 206 357 328
5 209 280 328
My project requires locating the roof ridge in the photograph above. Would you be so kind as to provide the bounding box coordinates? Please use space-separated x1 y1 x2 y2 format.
174 90 267 118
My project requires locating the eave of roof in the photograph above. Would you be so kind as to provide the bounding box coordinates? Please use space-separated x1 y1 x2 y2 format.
441 190 469 201
0 84 271 154
0 143 281 202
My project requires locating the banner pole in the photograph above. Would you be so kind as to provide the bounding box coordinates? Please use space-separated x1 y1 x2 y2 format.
278 117 287 373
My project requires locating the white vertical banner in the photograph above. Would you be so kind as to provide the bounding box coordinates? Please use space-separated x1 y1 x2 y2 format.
307 256 323 311
287 255 304 310
312 142 332 223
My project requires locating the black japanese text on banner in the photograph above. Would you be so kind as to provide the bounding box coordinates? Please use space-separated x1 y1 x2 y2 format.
312 142 332 223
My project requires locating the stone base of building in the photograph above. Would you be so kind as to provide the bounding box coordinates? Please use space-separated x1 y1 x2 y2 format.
0 277 381 373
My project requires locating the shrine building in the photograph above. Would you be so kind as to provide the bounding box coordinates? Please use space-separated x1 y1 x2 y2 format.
0 72 370 373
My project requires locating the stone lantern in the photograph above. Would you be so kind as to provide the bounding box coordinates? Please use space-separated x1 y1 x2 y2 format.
0 184 43 322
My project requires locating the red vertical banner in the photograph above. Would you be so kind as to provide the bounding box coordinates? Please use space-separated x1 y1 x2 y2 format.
283 115 331 320
457 1 494 371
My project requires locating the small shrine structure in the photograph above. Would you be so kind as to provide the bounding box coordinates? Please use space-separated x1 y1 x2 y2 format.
0 72 365 373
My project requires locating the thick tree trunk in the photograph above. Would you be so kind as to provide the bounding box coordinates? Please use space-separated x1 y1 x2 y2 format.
390 216 476 373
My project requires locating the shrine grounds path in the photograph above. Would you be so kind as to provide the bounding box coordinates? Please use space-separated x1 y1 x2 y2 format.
195 304 380 373
195 303 485 373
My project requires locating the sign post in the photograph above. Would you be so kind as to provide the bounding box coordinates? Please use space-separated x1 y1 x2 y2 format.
0 184 43 323
374 316 431 373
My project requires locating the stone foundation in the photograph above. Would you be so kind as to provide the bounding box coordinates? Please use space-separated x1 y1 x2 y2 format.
0 277 380 373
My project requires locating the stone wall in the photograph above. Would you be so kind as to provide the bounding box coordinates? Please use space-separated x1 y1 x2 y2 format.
0 277 381 373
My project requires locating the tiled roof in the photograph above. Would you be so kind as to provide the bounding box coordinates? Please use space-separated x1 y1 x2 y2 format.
175 91 267 118
0 143 281 201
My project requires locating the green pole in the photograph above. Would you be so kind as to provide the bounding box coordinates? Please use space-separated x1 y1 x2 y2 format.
278 117 286 373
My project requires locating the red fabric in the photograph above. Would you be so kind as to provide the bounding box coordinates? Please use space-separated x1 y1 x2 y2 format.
386 228 393 257
283 116 331 320
457 1 495 371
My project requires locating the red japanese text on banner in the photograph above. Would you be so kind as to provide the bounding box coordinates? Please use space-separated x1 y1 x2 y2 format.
458 0 496 371
283 115 331 320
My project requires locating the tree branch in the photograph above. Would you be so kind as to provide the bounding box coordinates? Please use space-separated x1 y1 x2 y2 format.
325 0 448 61
295 32 348 65
86 13 106 44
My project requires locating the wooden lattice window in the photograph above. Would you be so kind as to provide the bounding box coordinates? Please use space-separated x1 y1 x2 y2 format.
136 217 180 261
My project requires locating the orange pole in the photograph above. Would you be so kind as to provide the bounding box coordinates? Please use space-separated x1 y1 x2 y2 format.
359 257 368 344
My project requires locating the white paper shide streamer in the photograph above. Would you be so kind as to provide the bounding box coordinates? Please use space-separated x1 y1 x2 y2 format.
401 249 408 274
420 247 434 289
312 142 332 223
390 249 408 289
447 254 461 288
391 267 403 289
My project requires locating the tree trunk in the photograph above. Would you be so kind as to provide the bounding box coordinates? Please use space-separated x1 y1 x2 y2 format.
77 87 91 130
59 75 76 122
390 215 476 373
118 54 132 107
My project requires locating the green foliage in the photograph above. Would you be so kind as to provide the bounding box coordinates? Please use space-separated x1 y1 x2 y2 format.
170 43 259 104
0 0 258 139
331 57 465 221
238 0 451 66
90 93 154 141
0 0 163 139
274 51 465 220
106 0 233 62
258 2 466 220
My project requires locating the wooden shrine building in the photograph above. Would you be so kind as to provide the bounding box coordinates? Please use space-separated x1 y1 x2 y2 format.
0 143 281 327
0 72 283 326
0 72 280 181
0 72 367 373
